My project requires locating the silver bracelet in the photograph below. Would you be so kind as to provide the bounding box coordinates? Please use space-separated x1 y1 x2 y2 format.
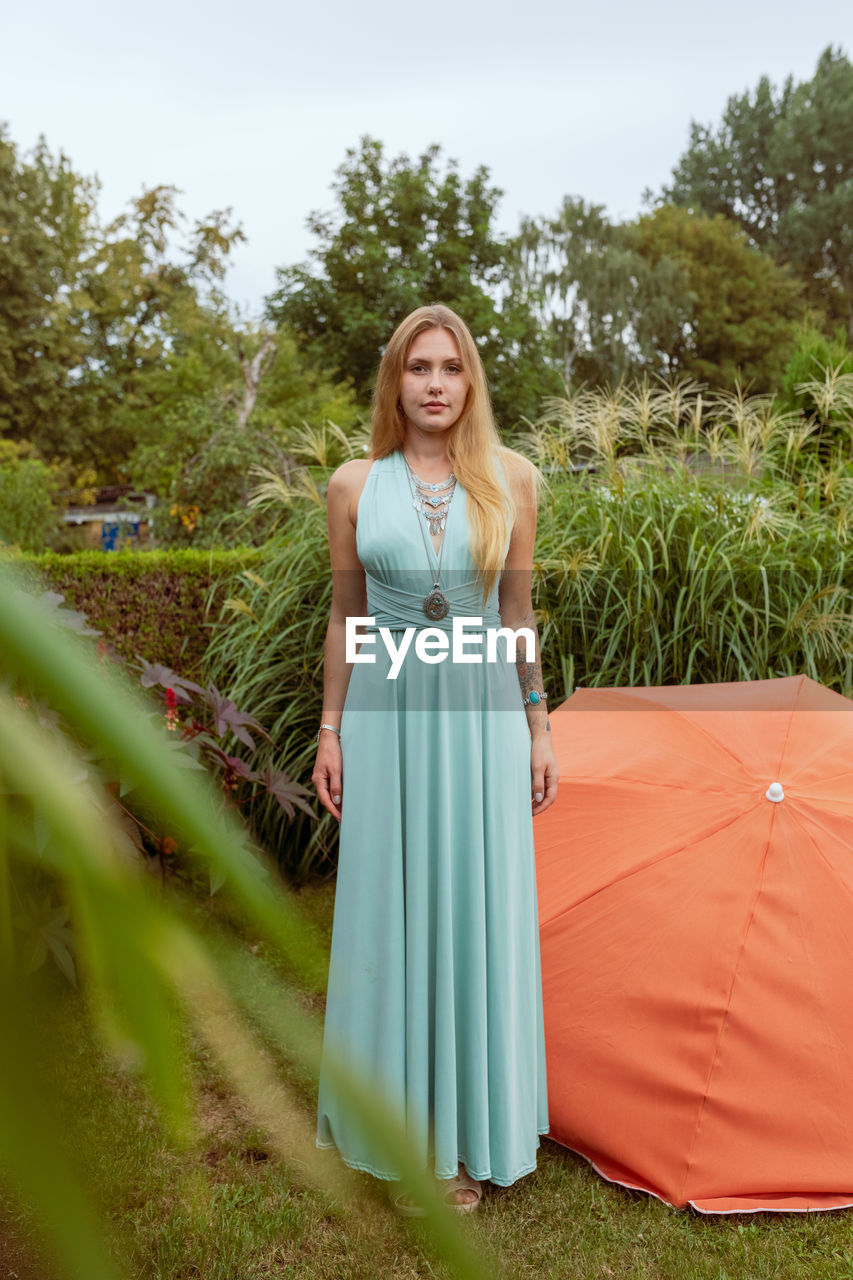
316 723 341 743
522 691 548 707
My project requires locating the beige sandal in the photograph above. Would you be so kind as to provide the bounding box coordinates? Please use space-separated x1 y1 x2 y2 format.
440 1164 482 1214
393 1165 483 1216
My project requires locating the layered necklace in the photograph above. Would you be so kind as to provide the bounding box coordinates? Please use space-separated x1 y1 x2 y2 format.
402 454 458 621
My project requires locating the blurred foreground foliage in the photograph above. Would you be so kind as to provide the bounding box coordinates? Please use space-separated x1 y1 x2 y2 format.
0 568 498 1280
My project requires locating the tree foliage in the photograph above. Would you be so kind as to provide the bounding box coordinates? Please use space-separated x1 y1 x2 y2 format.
127 324 361 545
510 197 693 388
627 205 805 389
63 185 249 474
0 442 60 551
0 127 94 453
510 199 804 391
0 127 247 477
266 136 559 428
0 125 361 519
663 45 853 341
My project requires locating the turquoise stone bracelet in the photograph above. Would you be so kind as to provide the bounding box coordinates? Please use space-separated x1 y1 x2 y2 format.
523 691 548 707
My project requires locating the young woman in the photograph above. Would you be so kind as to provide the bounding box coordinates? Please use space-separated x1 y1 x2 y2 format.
312 303 558 1213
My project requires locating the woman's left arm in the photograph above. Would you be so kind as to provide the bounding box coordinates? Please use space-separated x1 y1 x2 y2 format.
498 452 559 817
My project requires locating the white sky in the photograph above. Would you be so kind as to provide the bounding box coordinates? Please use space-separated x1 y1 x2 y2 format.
5 0 851 317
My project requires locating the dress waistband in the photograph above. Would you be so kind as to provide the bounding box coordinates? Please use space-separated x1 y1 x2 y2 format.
365 571 501 632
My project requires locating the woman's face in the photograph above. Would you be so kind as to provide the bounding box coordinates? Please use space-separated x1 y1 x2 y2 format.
399 327 470 436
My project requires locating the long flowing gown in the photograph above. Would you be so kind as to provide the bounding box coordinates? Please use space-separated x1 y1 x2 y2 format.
315 447 549 1185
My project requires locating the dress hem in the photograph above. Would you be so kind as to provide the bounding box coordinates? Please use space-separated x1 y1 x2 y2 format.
315 1126 551 1187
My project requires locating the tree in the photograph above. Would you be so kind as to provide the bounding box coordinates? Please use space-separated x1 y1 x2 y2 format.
661 45 853 341
627 205 806 390
510 199 803 391
0 125 251 481
0 123 366 515
266 136 558 428
69 186 246 475
0 126 95 454
128 323 362 544
508 197 693 388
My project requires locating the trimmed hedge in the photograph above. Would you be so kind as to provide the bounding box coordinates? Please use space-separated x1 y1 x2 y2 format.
10 549 264 677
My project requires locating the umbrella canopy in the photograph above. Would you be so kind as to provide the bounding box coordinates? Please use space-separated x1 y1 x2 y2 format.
535 675 853 1213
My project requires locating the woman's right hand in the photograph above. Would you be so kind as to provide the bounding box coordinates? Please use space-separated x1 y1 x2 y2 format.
313 731 343 822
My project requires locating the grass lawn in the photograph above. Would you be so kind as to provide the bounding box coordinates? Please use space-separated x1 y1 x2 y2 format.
3 878 853 1280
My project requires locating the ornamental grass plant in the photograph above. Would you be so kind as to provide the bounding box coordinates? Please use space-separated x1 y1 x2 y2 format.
203 371 853 881
526 374 853 698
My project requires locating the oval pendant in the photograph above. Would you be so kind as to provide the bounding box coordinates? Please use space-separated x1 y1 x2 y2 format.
423 589 450 621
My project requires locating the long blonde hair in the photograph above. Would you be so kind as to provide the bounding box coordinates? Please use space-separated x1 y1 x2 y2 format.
370 304 540 604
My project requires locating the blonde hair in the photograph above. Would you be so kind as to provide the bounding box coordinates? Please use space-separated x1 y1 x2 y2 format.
370 304 540 604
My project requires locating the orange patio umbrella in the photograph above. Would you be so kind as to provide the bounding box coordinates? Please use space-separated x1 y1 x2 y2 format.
535 675 853 1213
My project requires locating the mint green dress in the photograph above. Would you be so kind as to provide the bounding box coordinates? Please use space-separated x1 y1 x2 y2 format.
315 448 549 1185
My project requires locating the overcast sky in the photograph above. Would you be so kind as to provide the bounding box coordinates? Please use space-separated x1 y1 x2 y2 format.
5 0 851 317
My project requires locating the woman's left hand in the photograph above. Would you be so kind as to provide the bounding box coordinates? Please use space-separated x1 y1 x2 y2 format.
530 734 559 816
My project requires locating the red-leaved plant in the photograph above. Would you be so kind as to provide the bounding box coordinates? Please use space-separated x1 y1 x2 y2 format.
135 657 315 827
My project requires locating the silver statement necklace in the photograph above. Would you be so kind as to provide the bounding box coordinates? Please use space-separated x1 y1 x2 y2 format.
402 454 457 621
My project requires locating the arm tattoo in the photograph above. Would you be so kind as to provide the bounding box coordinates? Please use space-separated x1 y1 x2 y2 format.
512 612 550 735
517 657 543 701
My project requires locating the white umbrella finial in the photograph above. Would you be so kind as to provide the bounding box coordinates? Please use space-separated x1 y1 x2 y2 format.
765 781 785 803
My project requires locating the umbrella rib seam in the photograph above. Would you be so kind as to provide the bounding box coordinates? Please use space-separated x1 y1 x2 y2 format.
676 824 774 1205
775 676 803 781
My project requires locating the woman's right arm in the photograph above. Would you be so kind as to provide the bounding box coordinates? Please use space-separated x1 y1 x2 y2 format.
312 460 370 822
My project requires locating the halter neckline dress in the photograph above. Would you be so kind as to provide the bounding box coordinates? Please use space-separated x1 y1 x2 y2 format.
315 447 549 1185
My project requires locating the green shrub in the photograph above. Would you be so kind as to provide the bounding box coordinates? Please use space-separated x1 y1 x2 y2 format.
0 442 60 551
129 403 286 548
8 549 264 676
